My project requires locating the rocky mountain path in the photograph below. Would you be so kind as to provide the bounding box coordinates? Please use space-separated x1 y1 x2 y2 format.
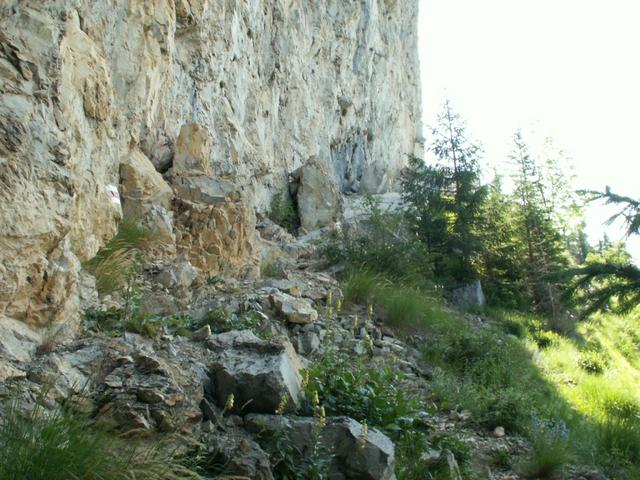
0 221 604 479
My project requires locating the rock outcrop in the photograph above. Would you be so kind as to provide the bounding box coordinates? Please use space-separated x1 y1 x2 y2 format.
0 0 421 329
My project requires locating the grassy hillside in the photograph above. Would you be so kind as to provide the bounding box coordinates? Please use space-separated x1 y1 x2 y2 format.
342 272 640 478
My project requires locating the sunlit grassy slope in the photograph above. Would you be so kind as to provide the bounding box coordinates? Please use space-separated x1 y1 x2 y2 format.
343 272 640 478
487 309 640 478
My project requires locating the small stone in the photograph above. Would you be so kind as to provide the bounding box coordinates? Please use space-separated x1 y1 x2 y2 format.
271 291 318 324
493 426 506 437
420 448 441 463
136 388 165 404
115 355 134 365
192 324 212 341
103 374 123 388
202 420 216 433
200 398 220 423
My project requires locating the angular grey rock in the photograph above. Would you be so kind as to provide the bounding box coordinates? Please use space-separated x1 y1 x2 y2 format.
0 318 41 363
291 157 343 231
245 414 396 480
450 279 486 309
96 351 203 433
172 176 239 205
296 331 321 356
191 324 212 342
271 291 318 324
203 427 274 480
155 259 199 291
207 330 303 414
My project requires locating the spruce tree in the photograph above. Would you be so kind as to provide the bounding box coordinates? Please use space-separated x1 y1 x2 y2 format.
509 131 567 317
402 100 486 285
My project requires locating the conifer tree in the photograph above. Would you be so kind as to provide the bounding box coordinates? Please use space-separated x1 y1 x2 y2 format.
509 131 567 317
563 188 640 315
402 100 486 284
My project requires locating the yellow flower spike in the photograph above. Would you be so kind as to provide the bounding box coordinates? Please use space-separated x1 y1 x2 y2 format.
359 421 368 450
312 390 320 408
352 314 358 331
223 393 235 413
327 291 333 306
367 304 373 320
301 370 310 390
336 299 342 313
318 406 327 428
364 333 373 351
275 393 289 415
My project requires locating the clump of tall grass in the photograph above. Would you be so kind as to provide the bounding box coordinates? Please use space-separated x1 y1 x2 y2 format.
522 412 571 478
0 400 200 480
84 221 152 294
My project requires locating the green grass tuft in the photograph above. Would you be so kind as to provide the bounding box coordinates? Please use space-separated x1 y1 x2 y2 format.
0 400 199 480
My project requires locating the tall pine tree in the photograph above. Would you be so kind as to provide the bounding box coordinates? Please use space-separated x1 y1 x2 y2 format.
402 100 486 285
509 131 567 318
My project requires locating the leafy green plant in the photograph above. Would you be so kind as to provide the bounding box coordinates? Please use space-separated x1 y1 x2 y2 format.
578 350 606 374
394 430 432 480
304 352 419 429
269 192 298 234
492 448 511 468
196 308 263 334
256 423 332 480
522 413 571 478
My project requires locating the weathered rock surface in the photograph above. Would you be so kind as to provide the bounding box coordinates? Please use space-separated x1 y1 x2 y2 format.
203 427 274 480
450 279 486 309
245 414 397 480
291 157 343 231
207 330 304 414
271 291 319 324
96 350 203 433
0 0 421 330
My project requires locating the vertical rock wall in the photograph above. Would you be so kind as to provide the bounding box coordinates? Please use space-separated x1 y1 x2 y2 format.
0 0 421 327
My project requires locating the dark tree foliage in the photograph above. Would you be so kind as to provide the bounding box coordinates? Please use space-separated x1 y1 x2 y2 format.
563 259 640 316
580 186 640 238
401 100 486 285
475 176 529 308
562 188 640 316
508 131 569 318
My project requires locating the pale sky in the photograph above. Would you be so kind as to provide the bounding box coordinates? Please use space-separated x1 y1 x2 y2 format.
418 0 640 259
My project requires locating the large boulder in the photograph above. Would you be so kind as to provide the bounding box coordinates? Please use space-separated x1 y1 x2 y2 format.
207 330 303 414
119 148 173 219
96 350 203 433
245 414 396 480
290 157 343 231
173 124 212 177
119 148 176 251
450 280 486 309
172 197 258 277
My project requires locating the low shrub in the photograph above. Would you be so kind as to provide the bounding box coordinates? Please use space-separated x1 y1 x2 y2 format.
304 352 419 429
196 308 263 334
84 221 151 295
323 197 434 286
522 412 571 478
269 192 298 234
578 350 606 374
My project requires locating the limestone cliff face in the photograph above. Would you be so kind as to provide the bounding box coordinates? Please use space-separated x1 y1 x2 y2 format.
0 0 421 328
